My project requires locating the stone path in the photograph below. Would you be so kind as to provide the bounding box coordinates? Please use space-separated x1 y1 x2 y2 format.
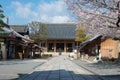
18 56 104 80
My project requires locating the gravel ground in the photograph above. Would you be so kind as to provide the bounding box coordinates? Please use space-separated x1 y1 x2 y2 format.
72 59 120 80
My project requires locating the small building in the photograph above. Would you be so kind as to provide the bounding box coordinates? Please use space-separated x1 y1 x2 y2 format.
0 24 34 60
100 38 119 60
79 35 120 61
10 25 30 59
10 25 41 59
79 35 102 60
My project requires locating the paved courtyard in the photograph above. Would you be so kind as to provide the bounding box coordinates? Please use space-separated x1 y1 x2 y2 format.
18 56 104 80
73 59 120 80
1 55 119 80
0 59 46 80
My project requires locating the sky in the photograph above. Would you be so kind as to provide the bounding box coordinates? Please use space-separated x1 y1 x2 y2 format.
0 0 74 25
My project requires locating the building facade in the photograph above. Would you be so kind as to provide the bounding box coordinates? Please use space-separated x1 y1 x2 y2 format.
79 35 120 60
0 24 35 60
100 38 119 60
40 23 77 53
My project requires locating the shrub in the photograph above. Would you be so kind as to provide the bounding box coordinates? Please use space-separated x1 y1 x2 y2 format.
42 54 49 57
42 54 52 57
49 54 52 57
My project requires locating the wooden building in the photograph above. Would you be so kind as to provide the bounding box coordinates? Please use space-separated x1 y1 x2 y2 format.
0 24 34 60
10 25 34 59
100 38 119 60
40 23 77 53
79 35 120 60
79 35 102 60
0 31 10 60
0 23 13 60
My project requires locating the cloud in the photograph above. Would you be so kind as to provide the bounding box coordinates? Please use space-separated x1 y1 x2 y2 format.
12 1 31 18
38 0 65 16
11 0 71 23
51 16 70 23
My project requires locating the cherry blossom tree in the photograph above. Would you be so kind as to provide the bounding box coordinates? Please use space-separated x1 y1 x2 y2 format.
65 0 120 39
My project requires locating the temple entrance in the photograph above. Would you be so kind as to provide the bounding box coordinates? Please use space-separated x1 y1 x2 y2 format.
48 43 54 52
56 43 64 52
66 43 73 52
46 40 75 52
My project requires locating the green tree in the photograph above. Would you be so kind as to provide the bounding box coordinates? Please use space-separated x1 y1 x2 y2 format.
28 21 47 42
0 4 5 27
75 24 88 48
75 25 87 42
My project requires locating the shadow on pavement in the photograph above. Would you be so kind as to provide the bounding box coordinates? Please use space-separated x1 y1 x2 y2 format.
14 69 120 80
102 75 120 80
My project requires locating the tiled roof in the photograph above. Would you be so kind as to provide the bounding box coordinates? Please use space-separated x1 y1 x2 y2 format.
79 34 102 50
10 25 28 33
0 31 10 38
3 23 10 28
45 23 77 39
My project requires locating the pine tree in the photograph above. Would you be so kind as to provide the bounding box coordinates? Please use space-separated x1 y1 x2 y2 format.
0 4 5 27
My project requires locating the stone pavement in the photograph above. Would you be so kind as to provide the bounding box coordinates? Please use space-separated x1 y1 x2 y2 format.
0 59 46 80
18 56 104 80
73 59 120 80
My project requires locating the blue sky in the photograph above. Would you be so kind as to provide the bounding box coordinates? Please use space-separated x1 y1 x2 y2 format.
0 0 73 24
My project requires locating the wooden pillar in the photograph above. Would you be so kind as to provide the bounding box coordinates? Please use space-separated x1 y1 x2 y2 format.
54 41 56 52
12 44 15 59
46 41 48 52
64 41 66 52
22 46 24 59
1 43 6 60
72 42 74 52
